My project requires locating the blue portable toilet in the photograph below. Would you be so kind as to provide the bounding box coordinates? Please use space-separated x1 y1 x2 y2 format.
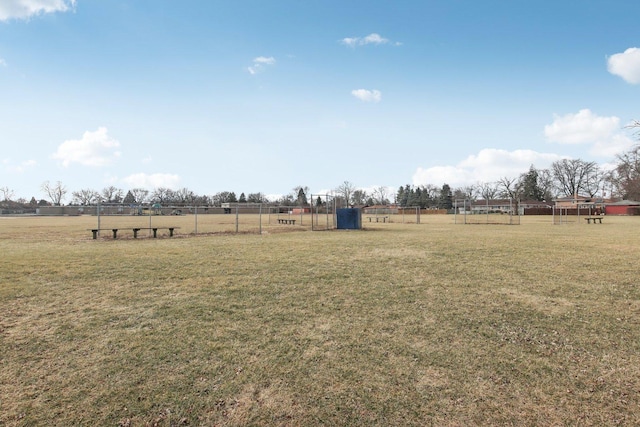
336 208 362 230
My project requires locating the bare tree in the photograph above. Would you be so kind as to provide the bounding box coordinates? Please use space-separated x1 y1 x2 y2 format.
497 176 522 200
456 184 478 201
101 186 123 203
71 188 99 205
625 120 640 138
550 159 599 197
174 187 196 205
212 191 237 206
335 181 356 207
537 168 556 201
0 186 14 201
129 188 149 204
372 186 390 205
247 192 268 203
351 189 368 206
151 187 173 204
41 181 67 206
478 181 499 200
608 144 640 200
583 167 605 197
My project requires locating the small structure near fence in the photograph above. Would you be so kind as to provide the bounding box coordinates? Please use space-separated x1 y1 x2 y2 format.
336 208 362 230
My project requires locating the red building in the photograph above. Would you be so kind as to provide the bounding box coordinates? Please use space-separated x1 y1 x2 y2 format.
604 200 640 215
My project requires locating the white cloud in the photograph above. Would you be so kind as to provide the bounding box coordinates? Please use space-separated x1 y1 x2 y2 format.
0 0 76 21
412 149 562 188
351 89 381 103
544 109 619 144
247 56 276 75
52 127 121 167
591 133 635 159
253 56 275 65
544 109 634 157
341 37 359 47
2 158 37 173
363 33 388 44
122 173 181 190
341 33 399 47
0 58 7 67
607 47 640 84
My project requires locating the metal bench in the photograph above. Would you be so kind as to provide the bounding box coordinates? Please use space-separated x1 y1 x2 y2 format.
584 217 603 224
89 227 179 239
277 219 296 225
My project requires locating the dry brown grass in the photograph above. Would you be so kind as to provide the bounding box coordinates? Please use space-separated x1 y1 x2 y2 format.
1 214 639 426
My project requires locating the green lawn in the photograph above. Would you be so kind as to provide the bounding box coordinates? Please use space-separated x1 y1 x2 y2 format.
1 215 639 426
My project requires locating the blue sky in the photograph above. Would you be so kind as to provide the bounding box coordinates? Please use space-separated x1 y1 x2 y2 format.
1 0 639 202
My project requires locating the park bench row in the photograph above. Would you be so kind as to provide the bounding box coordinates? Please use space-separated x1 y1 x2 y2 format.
277 218 296 225
367 216 389 223
90 227 179 239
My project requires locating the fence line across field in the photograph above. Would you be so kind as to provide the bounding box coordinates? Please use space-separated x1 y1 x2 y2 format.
453 198 521 225
90 201 343 236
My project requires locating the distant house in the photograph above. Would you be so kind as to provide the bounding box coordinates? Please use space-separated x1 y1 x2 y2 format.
553 195 605 215
604 200 640 216
468 199 551 215
469 199 515 214
553 195 602 208
519 200 552 215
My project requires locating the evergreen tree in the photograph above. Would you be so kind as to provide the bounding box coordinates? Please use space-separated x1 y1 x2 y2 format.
123 190 136 205
438 184 453 210
396 186 406 207
520 165 544 201
296 187 308 205
238 192 247 203
419 188 431 208
409 187 422 207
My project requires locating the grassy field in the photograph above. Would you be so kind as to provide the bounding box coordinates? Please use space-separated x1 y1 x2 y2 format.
1 214 639 426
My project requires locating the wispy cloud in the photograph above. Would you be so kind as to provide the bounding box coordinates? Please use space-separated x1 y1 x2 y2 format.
0 0 77 21
607 47 640 84
247 56 276 75
544 109 634 157
341 33 401 47
52 127 121 167
0 58 7 67
351 89 381 103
